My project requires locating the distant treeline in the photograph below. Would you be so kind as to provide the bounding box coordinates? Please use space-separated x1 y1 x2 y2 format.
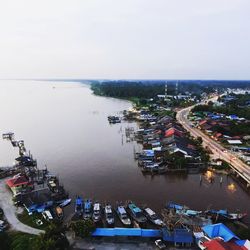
91 82 164 99
90 80 233 99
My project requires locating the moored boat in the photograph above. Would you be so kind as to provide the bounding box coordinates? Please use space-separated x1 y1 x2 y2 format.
108 116 121 123
55 206 63 220
144 207 164 226
127 202 147 223
166 201 185 210
59 198 71 208
116 205 131 226
75 196 83 215
166 201 202 217
92 202 102 223
205 209 247 221
83 199 92 220
104 204 115 226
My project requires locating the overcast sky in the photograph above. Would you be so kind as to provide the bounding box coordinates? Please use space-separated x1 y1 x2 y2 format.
0 0 250 80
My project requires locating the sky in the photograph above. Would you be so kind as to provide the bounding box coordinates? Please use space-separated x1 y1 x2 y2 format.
0 0 250 80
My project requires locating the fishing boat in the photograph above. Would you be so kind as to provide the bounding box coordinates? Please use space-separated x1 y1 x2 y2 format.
83 199 92 220
104 204 115 226
36 201 54 213
59 198 71 208
205 209 247 221
116 205 131 226
167 202 202 217
127 202 147 223
144 208 164 226
55 206 63 220
141 163 159 173
75 196 83 215
108 116 121 123
176 209 203 217
166 201 185 210
92 202 102 223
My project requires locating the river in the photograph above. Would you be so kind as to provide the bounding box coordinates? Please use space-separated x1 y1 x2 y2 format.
0 80 249 221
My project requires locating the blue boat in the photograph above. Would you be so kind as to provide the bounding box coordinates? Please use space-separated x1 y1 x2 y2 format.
127 202 147 223
205 209 247 221
75 196 83 215
59 198 71 208
36 201 54 213
166 202 184 210
167 202 202 217
83 199 92 220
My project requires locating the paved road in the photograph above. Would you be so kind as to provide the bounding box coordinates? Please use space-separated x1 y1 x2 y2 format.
0 178 44 235
71 237 197 250
176 98 250 185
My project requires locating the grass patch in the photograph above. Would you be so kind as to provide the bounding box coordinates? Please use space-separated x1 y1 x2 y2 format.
17 211 50 230
0 231 37 250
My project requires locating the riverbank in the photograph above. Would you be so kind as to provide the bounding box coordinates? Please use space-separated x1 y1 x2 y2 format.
1 80 250 228
0 178 44 235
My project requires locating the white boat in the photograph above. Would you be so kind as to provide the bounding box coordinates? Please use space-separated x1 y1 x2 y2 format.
144 208 164 226
104 204 114 226
59 198 71 207
92 202 101 223
116 205 131 226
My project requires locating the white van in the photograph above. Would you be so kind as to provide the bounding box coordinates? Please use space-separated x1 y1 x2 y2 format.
42 210 53 221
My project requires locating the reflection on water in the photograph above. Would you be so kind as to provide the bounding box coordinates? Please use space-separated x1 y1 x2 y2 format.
204 170 214 183
0 80 249 221
227 183 237 193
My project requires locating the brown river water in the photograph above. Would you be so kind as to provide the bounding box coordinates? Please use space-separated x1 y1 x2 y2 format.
0 80 249 222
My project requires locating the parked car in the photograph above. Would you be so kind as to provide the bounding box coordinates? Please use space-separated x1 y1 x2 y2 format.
198 236 210 250
42 210 53 221
155 239 166 249
0 220 8 232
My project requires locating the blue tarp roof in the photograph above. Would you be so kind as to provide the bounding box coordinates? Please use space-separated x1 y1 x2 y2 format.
92 228 161 237
162 228 193 243
202 223 240 242
174 229 193 243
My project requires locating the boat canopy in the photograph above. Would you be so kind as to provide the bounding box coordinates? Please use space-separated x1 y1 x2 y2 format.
143 150 154 157
105 206 112 213
129 204 142 213
118 206 126 214
208 209 228 215
145 208 155 216
94 203 100 211
167 202 183 210
84 201 91 209
76 197 83 205
133 207 142 213
176 209 201 216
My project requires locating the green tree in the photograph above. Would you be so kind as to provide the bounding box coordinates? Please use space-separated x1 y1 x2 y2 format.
32 224 69 250
0 232 11 250
70 219 96 238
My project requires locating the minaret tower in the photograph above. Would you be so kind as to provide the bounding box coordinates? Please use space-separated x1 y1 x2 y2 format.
175 81 179 96
164 82 168 100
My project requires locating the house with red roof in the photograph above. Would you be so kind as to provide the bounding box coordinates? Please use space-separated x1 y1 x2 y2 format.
6 174 33 195
203 238 247 250
165 127 183 138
